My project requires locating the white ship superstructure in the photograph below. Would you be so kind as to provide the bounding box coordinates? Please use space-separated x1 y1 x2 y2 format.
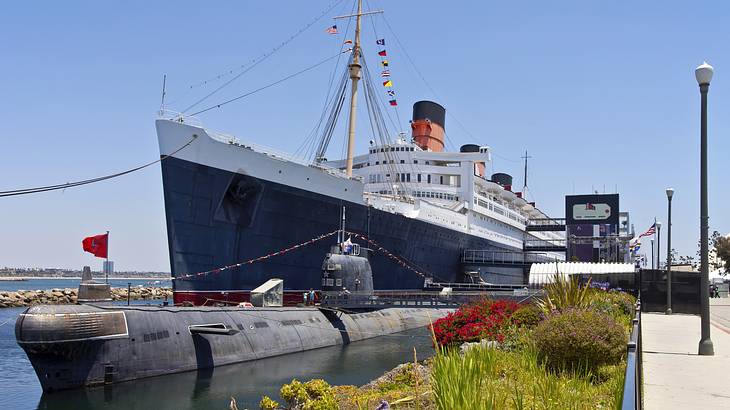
325 138 564 255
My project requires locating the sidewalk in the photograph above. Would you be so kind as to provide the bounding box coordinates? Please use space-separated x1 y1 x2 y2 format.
642 299 730 410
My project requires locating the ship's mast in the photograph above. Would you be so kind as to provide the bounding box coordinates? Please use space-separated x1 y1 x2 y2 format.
344 0 363 177
333 2 383 177
521 149 532 191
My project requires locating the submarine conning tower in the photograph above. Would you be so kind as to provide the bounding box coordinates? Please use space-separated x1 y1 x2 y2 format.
321 247 374 295
411 100 446 152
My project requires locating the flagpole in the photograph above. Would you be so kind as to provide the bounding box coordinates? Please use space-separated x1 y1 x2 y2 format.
106 230 109 284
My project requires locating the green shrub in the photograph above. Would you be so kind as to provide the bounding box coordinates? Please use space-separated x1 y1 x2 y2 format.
511 304 542 328
279 379 338 410
259 396 280 410
588 290 636 325
533 309 627 372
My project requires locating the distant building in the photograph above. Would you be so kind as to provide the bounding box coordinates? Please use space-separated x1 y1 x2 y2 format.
565 194 633 263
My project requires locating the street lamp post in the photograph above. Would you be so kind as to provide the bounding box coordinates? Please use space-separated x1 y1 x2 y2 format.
696 61 714 356
651 239 655 269
656 221 662 269
651 238 655 269
666 188 674 315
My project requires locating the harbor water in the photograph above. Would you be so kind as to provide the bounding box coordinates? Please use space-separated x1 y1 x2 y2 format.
0 302 435 410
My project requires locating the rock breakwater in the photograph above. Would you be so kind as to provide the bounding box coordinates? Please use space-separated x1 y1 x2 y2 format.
0 287 173 308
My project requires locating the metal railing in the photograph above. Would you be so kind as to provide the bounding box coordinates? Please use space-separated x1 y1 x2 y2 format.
320 292 462 309
526 217 566 226
319 289 544 309
461 250 553 265
158 109 362 182
157 109 204 127
524 238 567 248
621 299 642 410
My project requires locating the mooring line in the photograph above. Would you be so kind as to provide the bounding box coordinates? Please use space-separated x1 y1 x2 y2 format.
0 315 17 328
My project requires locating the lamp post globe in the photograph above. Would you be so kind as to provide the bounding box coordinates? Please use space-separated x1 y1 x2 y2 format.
696 61 714 356
695 62 714 85
666 188 674 200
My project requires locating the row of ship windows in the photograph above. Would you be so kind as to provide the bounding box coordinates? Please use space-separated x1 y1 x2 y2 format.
372 189 458 201
368 159 428 166
369 146 416 154
369 173 455 185
414 191 459 201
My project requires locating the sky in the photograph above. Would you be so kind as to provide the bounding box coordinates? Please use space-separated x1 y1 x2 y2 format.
0 0 728 272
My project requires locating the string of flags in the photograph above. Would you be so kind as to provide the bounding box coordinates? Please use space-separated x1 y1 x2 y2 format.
344 231 431 279
174 229 433 282
324 28 398 107
375 38 398 106
174 230 340 281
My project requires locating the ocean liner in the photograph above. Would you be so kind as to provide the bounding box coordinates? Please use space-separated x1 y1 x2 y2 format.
156 2 564 305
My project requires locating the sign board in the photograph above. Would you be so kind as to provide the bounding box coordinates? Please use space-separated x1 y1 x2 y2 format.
565 194 619 225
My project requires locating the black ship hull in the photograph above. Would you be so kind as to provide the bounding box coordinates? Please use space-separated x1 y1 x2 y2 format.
161 156 523 304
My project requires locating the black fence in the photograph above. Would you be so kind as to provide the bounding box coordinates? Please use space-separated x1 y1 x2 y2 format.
571 270 700 315
639 269 700 314
621 299 643 410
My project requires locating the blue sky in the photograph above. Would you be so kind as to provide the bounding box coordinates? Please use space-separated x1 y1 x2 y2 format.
0 1 727 272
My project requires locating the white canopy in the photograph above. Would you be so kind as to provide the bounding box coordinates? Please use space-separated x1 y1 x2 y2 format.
529 262 635 286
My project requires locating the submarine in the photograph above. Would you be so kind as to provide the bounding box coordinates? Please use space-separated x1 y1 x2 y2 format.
15 243 452 392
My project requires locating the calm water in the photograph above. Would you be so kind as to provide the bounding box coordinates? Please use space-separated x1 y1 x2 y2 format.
0 304 434 410
0 278 171 292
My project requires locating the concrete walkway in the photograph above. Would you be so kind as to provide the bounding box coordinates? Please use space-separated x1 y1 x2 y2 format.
642 299 730 410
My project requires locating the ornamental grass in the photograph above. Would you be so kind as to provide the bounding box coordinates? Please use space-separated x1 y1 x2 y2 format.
431 344 625 410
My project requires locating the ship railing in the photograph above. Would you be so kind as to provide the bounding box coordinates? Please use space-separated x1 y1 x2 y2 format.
157 109 204 128
205 129 362 181
157 109 362 182
461 250 553 265
321 288 544 309
320 292 462 309
524 238 567 248
526 217 566 227
363 191 416 205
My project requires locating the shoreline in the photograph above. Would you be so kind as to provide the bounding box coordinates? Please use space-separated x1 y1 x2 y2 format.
1 286 173 308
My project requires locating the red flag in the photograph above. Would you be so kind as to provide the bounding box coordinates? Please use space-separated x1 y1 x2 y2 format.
82 233 108 258
378 49 387 57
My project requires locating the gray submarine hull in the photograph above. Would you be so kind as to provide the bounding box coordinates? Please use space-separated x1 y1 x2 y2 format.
16 303 449 392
